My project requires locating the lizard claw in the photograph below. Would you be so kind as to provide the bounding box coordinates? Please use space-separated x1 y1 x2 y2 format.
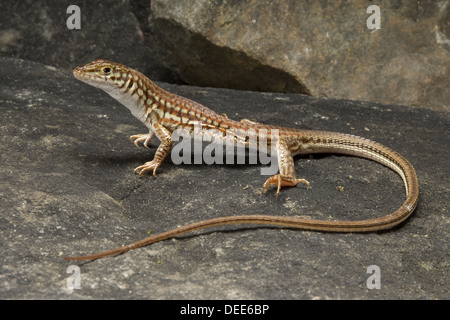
130 133 154 149
134 160 160 176
262 174 310 198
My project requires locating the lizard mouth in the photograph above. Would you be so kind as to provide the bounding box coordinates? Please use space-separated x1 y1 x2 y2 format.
73 65 90 80
72 66 100 85
72 67 82 79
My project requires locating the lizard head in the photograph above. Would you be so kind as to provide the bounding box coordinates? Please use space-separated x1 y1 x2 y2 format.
73 59 152 116
73 59 137 93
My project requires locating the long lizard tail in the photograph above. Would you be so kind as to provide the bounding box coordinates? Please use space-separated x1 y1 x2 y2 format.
64 133 419 261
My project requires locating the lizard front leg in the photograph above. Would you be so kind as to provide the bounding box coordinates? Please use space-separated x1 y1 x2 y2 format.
130 132 155 149
263 137 310 196
134 123 172 176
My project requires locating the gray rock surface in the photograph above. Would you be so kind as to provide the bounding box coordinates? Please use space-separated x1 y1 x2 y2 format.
150 0 449 110
0 57 448 299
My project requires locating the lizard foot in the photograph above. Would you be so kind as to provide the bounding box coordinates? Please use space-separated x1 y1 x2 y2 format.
262 174 310 198
130 133 154 149
134 160 160 176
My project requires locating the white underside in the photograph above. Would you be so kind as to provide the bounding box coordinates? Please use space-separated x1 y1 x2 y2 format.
80 77 151 130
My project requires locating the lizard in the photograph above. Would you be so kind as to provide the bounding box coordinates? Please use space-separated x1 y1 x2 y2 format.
65 59 419 260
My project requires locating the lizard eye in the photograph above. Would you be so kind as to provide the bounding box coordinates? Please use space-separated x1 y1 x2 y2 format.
102 67 112 74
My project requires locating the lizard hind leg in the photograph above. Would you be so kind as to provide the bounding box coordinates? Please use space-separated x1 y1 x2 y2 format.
262 138 310 197
240 118 261 125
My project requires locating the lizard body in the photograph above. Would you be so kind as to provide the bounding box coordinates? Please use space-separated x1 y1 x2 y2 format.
65 60 419 260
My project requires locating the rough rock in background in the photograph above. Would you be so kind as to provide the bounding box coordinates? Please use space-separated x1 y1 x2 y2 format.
150 0 449 110
1 0 447 111
0 0 181 83
1 0 447 110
